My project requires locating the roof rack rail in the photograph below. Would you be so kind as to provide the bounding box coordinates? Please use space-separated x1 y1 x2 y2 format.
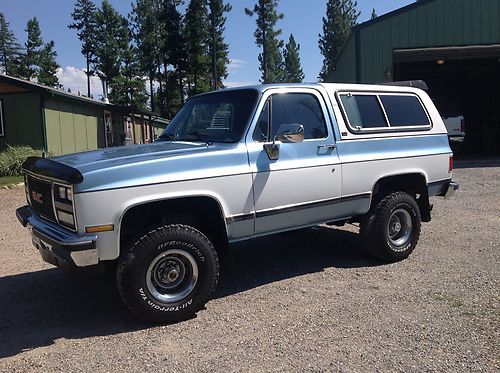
381 80 428 90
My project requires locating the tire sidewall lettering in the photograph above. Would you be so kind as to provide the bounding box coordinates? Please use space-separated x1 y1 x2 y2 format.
138 287 194 312
157 241 205 262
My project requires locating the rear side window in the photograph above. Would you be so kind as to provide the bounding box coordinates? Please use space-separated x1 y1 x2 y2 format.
340 95 387 129
380 95 430 126
339 92 431 132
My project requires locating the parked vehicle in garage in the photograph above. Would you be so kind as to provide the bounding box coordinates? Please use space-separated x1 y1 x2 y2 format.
16 83 458 323
435 98 465 137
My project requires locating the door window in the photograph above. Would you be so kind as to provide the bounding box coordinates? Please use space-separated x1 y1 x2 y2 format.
253 93 328 141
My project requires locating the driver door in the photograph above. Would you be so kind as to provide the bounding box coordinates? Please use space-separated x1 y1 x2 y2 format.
246 88 342 235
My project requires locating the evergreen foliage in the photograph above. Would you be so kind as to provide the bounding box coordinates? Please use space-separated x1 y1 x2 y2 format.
0 13 22 76
18 17 43 81
68 0 98 97
318 0 360 82
155 0 185 117
94 0 129 98
283 34 304 83
207 0 231 90
130 0 162 111
371 8 377 19
109 27 148 109
38 40 60 87
245 0 284 84
185 0 210 96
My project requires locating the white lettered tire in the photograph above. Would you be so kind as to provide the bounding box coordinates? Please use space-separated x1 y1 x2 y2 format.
117 224 219 323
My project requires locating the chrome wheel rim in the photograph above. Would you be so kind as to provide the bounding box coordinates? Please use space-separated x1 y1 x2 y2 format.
146 249 198 303
387 208 412 249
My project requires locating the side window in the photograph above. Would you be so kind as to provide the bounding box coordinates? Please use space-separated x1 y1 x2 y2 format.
253 99 270 141
380 95 430 126
0 99 5 136
339 94 387 129
271 93 327 140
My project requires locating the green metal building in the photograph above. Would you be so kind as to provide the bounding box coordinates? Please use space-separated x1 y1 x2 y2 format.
328 0 500 153
0 75 168 155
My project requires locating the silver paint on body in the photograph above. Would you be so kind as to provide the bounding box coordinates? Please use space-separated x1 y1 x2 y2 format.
20 83 455 265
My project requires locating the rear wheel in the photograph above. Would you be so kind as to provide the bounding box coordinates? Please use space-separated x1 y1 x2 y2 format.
117 224 219 323
361 192 421 262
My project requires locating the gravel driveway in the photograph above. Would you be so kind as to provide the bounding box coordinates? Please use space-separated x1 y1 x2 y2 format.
0 161 499 372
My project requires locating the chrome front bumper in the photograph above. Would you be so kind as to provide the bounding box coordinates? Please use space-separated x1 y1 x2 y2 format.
16 205 100 270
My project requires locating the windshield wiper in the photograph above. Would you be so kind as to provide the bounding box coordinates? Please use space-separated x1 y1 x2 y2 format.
184 131 213 145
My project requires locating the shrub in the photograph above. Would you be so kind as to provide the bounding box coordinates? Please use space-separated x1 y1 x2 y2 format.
0 145 47 176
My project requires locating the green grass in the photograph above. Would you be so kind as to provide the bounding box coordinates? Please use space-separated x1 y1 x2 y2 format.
0 176 23 188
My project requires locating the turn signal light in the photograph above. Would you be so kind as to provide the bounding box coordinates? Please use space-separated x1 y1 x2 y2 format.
85 224 114 233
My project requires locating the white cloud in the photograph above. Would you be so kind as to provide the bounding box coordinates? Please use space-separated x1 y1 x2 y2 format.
227 58 246 73
56 66 103 99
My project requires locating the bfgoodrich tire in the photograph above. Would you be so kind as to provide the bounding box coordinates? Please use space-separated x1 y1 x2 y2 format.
117 224 219 323
361 192 421 262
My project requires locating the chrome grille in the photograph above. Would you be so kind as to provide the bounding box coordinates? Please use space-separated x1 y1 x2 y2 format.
26 174 56 222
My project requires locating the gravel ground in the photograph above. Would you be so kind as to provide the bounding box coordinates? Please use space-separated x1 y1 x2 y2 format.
0 161 499 372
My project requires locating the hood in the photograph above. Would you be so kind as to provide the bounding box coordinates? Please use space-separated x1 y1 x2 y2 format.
52 141 210 173
50 141 248 193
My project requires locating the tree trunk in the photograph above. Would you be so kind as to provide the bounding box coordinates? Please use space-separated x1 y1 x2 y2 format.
86 53 91 97
149 75 154 112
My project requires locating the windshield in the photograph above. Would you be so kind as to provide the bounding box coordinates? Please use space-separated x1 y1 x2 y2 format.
158 89 260 143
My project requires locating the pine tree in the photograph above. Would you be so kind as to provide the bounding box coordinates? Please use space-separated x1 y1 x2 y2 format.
0 13 22 76
94 0 129 99
318 0 360 82
157 0 185 117
38 40 60 87
130 0 162 111
18 17 43 81
69 0 98 97
283 34 304 83
184 0 210 96
371 8 377 19
245 0 284 84
109 45 148 109
207 0 231 90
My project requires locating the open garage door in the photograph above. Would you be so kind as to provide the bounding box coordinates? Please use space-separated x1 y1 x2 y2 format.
394 45 500 155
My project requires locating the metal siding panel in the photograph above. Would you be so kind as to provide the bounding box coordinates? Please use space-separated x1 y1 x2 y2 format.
73 106 88 152
329 36 357 82
426 0 437 46
85 108 98 150
480 0 491 42
58 101 76 154
417 5 427 46
44 101 62 155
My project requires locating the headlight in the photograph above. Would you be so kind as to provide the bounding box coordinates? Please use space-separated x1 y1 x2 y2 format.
55 185 72 202
57 210 75 227
53 184 76 230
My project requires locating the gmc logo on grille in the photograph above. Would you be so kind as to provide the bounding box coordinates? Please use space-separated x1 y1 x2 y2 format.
31 191 43 204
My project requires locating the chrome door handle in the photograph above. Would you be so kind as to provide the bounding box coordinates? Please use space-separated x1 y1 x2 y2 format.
318 144 336 150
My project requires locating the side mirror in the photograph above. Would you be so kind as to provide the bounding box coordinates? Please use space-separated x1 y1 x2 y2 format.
264 124 304 160
275 123 304 143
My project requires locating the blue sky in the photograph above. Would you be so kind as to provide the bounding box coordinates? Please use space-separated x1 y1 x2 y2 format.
2 0 414 96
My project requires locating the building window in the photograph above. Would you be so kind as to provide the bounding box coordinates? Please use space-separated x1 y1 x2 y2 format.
104 110 113 147
0 99 4 137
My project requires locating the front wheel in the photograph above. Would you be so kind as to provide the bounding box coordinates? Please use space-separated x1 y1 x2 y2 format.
361 192 421 262
117 224 219 323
